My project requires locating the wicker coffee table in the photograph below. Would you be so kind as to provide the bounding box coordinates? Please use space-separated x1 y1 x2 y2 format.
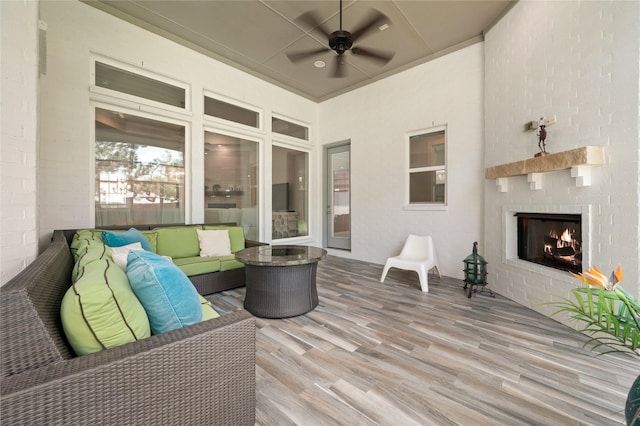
235 245 327 318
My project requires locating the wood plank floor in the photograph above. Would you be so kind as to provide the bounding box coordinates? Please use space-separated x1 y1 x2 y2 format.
207 256 640 426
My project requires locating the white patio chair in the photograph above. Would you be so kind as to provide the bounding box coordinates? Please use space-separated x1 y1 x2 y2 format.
380 234 441 292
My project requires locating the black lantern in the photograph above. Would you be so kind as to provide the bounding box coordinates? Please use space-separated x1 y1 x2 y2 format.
463 242 494 298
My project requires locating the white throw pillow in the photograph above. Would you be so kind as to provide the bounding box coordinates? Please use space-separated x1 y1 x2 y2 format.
197 229 231 257
109 242 143 271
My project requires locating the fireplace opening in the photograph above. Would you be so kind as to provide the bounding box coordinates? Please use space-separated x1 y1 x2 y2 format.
515 213 582 273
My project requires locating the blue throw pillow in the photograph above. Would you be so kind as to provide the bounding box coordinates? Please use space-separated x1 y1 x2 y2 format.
103 228 153 252
126 250 202 334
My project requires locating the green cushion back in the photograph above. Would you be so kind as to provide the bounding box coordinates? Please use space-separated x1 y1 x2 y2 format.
154 226 201 258
203 226 245 253
140 230 158 253
74 229 157 253
60 258 150 356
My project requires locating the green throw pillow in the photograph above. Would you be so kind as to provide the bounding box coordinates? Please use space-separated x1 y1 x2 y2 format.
71 236 109 282
60 258 151 356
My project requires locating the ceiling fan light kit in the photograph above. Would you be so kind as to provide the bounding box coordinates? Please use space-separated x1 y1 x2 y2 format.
286 0 395 78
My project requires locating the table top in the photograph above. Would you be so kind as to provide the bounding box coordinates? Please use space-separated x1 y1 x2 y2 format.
235 245 327 266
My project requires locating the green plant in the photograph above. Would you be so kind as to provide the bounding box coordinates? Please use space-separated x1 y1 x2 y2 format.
548 265 640 357
548 265 640 425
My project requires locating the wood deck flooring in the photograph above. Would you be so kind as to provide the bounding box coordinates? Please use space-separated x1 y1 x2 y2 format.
207 256 639 426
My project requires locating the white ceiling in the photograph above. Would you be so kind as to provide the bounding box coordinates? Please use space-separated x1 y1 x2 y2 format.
85 0 516 102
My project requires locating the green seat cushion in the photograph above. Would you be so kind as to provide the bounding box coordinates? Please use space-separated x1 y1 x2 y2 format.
154 226 201 258
126 250 202 335
61 258 151 356
199 294 221 321
218 255 245 272
172 256 221 276
203 226 245 253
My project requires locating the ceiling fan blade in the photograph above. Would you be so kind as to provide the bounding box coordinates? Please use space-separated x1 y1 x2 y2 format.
296 11 332 39
350 10 389 43
330 55 347 78
351 46 394 65
286 47 330 63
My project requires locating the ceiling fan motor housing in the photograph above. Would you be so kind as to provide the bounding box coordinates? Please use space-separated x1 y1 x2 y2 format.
329 30 353 54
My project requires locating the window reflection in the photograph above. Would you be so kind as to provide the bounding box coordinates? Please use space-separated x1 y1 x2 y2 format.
95 108 185 226
204 132 259 240
272 146 308 239
409 129 446 204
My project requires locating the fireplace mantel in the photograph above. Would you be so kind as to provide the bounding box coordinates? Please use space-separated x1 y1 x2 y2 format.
485 146 604 192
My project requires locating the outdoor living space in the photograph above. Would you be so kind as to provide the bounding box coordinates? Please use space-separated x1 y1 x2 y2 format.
208 256 639 425
2 0 640 425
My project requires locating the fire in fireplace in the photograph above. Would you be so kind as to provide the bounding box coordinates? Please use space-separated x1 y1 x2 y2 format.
516 213 582 273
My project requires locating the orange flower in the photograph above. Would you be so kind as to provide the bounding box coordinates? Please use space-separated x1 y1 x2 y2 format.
571 264 623 291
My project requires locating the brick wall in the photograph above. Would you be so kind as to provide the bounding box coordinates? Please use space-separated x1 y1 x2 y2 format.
484 1 640 311
0 2 39 285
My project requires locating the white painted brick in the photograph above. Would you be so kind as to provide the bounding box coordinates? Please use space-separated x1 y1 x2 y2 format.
484 1 640 309
1 1 40 285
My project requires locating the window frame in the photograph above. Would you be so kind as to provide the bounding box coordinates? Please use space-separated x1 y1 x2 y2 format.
271 113 311 143
404 125 448 211
203 90 263 132
90 55 191 115
91 102 192 226
270 140 312 242
203 126 263 240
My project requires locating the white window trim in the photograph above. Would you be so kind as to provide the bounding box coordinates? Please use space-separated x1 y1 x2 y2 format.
203 90 264 132
90 54 191 115
403 124 448 211
271 112 311 143
270 140 314 243
203 126 263 239
90 101 192 225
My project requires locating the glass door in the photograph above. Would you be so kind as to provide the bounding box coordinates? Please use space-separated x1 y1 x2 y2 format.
326 144 350 250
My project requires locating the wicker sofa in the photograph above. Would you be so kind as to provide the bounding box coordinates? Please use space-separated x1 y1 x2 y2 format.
61 223 265 296
0 229 256 425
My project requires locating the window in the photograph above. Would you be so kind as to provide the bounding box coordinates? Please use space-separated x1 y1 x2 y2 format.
272 116 309 140
204 96 260 128
408 128 446 205
95 61 186 108
95 107 185 226
272 145 308 239
204 132 259 240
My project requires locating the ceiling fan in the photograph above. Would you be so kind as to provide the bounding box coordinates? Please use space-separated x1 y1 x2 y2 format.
286 0 395 78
